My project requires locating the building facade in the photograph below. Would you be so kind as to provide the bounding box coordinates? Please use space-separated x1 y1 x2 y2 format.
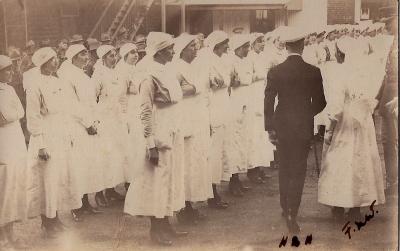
0 0 397 54
163 0 327 37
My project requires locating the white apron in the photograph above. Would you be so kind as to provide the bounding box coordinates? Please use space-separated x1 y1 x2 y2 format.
93 65 128 188
224 54 253 174
58 62 106 195
115 61 146 183
172 58 213 202
203 52 231 183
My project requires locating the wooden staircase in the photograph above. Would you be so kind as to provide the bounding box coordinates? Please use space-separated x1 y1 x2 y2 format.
107 0 136 40
129 0 155 40
88 0 155 41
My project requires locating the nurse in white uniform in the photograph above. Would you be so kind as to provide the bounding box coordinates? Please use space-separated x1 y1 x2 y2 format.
26 47 82 238
114 43 146 188
92 45 127 206
198 31 231 209
57 44 104 221
124 32 188 246
0 55 30 249
225 34 253 197
247 33 275 183
171 34 213 224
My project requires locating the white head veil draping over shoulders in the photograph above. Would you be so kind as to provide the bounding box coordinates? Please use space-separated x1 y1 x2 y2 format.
332 38 378 124
144 32 182 103
172 33 197 61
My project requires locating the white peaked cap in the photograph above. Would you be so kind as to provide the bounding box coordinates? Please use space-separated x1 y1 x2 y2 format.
250 32 264 45
173 33 197 59
229 34 251 51
145 32 174 57
271 26 289 40
205 30 229 50
65 44 86 61
0 55 12 71
97 45 115 59
280 27 307 43
119 43 138 58
32 47 57 67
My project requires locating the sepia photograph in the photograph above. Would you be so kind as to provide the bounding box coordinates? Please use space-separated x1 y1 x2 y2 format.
0 0 398 250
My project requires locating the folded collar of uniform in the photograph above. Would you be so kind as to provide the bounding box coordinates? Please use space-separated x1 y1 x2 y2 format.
145 32 174 57
205 30 229 50
0 55 12 71
32 47 57 67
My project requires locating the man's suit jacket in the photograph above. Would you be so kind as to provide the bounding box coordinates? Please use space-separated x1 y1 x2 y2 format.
264 54 326 141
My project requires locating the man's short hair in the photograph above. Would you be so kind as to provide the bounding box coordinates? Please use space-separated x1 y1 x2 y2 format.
285 38 305 52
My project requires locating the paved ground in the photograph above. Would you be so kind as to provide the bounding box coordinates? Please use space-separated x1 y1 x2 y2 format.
14 139 398 251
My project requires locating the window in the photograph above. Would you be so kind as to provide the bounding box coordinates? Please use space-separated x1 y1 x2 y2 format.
361 7 370 20
251 9 275 33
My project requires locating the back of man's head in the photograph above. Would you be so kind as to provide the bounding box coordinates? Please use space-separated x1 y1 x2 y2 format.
285 38 305 54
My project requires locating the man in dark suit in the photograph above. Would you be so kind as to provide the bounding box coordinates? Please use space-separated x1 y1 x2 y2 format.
264 28 326 234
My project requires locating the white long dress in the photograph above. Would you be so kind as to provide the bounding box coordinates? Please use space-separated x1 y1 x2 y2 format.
58 61 105 195
171 58 213 202
124 59 185 218
247 50 275 168
26 74 82 218
92 64 128 188
224 53 253 175
197 50 231 184
114 60 146 183
0 82 30 226
318 62 385 208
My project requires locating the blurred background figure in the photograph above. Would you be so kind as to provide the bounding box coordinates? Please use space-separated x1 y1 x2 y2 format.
376 15 398 196
20 40 36 74
100 32 113 45
133 34 147 61
69 34 84 45
84 38 101 77
57 39 69 64
39 38 51 49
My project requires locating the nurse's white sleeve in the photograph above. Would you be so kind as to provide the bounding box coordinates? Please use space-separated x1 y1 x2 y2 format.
140 78 155 149
0 90 23 125
26 86 46 149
